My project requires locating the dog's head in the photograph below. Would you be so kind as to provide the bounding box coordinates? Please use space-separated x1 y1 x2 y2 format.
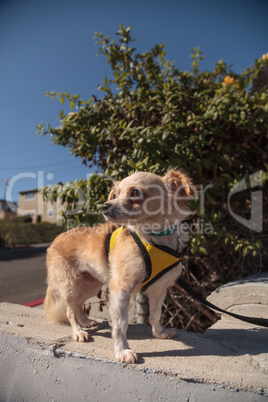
102 169 195 231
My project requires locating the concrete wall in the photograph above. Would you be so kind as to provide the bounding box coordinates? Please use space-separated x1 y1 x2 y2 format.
0 332 265 402
0 301 267 401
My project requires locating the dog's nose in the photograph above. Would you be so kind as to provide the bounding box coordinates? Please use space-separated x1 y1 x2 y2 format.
101 202 112 212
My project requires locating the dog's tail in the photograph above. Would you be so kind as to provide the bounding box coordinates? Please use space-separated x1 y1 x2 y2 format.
44 286 68 324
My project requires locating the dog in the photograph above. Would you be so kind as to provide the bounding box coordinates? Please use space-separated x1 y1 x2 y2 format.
44 169 194 363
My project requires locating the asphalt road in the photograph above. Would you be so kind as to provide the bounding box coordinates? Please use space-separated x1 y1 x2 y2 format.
0 245 48 304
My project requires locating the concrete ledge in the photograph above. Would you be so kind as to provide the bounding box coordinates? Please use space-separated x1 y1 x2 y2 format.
0 302 268 401
207 273 268 310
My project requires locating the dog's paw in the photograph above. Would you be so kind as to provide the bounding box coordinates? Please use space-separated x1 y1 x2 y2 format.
73 330 90 342
153 327 177 339
116 349 138 364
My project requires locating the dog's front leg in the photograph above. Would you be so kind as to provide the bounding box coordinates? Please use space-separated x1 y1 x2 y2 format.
109 287 138 364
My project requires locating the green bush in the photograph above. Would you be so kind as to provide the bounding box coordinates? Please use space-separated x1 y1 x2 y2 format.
36 25 268 331
12 215 33 223
0 221 65 247
0 222 13 248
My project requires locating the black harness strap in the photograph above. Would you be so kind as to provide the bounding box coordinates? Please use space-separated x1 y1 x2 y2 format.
128 230 152 283
105 231 113 262
176 278 268 328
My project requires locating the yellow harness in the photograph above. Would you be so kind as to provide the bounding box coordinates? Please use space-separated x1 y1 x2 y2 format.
106 226 187 291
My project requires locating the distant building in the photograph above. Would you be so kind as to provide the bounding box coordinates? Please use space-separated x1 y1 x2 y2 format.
18 189 64 224
0 199 17 220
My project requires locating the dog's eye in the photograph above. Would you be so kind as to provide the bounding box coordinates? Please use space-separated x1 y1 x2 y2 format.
131 189 142 198
112 193 117 199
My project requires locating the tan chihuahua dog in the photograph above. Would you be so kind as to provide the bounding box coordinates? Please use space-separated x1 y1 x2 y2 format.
45 169 194 363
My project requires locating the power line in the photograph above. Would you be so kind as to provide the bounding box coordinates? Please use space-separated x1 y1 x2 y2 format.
0 100 54 121
0 160 80 170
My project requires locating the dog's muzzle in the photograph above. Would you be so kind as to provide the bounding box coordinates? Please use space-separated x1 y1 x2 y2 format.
101 202 112 213
101 202 116 219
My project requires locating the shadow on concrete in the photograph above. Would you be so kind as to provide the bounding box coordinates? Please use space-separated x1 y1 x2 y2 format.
88 323 268 358
142 328 268 358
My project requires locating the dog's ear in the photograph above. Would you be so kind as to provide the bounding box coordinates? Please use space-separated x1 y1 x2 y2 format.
163 169 194 198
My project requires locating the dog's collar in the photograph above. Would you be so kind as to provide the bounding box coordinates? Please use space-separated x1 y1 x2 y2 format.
145 225 178 237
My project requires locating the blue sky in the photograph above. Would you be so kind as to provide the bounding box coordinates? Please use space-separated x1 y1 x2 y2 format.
0 0 267 202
